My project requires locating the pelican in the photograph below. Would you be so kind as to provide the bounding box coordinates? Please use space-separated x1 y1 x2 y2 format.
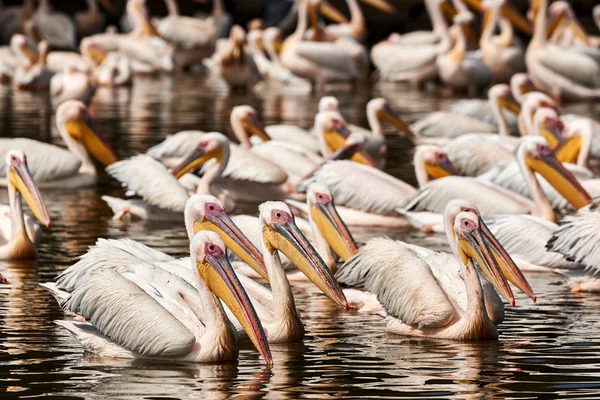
402 137 592 231
94 53 133 87
75 0 110 39
479 0 525 83
209 25 260 90
0 150 51 260
280 0 362 87
50 65 96 106
526 0 600 100
45 50 90 74
54 231 273 364
436 12 491 91
294 144 460 227
11 36 53 91
259 27 309 87
336 201 534 340
411 83 518 140
0 101 118 188
31 0 76 50
156 0 217 69
318 0 395 43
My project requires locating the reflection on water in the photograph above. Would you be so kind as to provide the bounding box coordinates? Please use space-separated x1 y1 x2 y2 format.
1 75 600 399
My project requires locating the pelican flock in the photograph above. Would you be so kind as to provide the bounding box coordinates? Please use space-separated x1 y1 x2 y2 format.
1 0 600 384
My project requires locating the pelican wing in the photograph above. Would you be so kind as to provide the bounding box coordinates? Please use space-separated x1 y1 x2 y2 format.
336 238 455 329
0 138 81 182
107 155 190 212
403 177 532 215
444 134 516 176
534 46 600 88
488 215 577 269
372 44 438 75
264 125 320 153
251 141 320 185
547 206 600 271
300 161 415 214
446 100 517 130
62 268 196 357
294 41 357 75
55 238 175 291
49 72 64 98
411 112 497 139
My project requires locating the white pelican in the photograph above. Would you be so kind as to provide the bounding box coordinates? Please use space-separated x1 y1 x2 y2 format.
436 12 491 91
319 0 395 43
403 137 592 227
479 0 525 83
336 202 534 340
55 231 273 364
526 0 600 100
0 100 118 188
294 145 460 227
0 150 50 260
11 36 53 91
50 65 96 107
209 25 260 90
94 53 133 87
75 0 110 39
31 0 76 50
280 0 361 87
443 133 517 176
156 0 217 69
45 51 90 74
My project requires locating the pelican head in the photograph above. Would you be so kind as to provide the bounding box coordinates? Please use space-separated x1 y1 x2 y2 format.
518 136 591 210
318 96 339 112
532 107 564 148
520 93 557 135
414 145 462 185
368 98 415 138
230 106 270 148
190 231 273 366
185 194 268 281
10 34 38 67
56 101 118 167
307 183 357 262
259 201 348 309
510 73 540 103
489 84 521 115
6 150 51 228
444 199 535 302
171 132 229 178
315 111 374 166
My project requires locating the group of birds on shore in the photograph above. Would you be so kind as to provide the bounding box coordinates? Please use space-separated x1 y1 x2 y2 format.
0 0 599 367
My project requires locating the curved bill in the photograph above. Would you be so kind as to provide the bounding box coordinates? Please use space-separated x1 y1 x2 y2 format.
323 124 374 167
538 119 564 149
194 214 268 281
378 106 415 138
546 12 565 37
478 218 536 302
310 201 357 262
244 114 271 142
359 0 396 13
425 158 462 180
526 149 592 210
9 160 51 228
554 135 582 165
319 1 349 24
457 225 516 306
197 254 273 366
567 21 591 46
498 92 521 115
171 146 222 179
66 114 118 166
262 221 348 309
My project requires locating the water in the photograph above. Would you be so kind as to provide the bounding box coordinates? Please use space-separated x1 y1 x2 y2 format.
1 76 600 399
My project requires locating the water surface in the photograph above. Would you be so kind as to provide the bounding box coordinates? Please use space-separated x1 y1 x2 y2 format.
1 76 600 399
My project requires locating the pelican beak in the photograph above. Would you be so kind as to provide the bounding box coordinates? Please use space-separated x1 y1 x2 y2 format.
8 159 50 228
272 37 283 55
519 79 539 96
568 21 591 46
525 148 592 210
194 214 268 281
554 135 582 165
20 44 38 65
546 11 565 37
319 1 349 24
66 114 118 167
462 0 532 35
439 1 457 21
244 114 271 142
196 249 273 366
498 92 521 115
88 44 107 65
377 106 415 138
310 200 358 263
262 221 348 309
171 146 222 179
538 118 564 149
323 121 374 166
478 218 536 301
359 0 396 14
457 224 516 306
425 158 462 180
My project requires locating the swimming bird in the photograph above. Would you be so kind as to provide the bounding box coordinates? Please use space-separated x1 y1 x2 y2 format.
210 25 261 90
50 65 96 107
54 231 273 364
0 101 118 188
336 201 534 340
10 36 53 91
0 150 50 260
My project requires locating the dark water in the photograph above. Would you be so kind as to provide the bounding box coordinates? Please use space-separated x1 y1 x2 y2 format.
1 76 600 399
